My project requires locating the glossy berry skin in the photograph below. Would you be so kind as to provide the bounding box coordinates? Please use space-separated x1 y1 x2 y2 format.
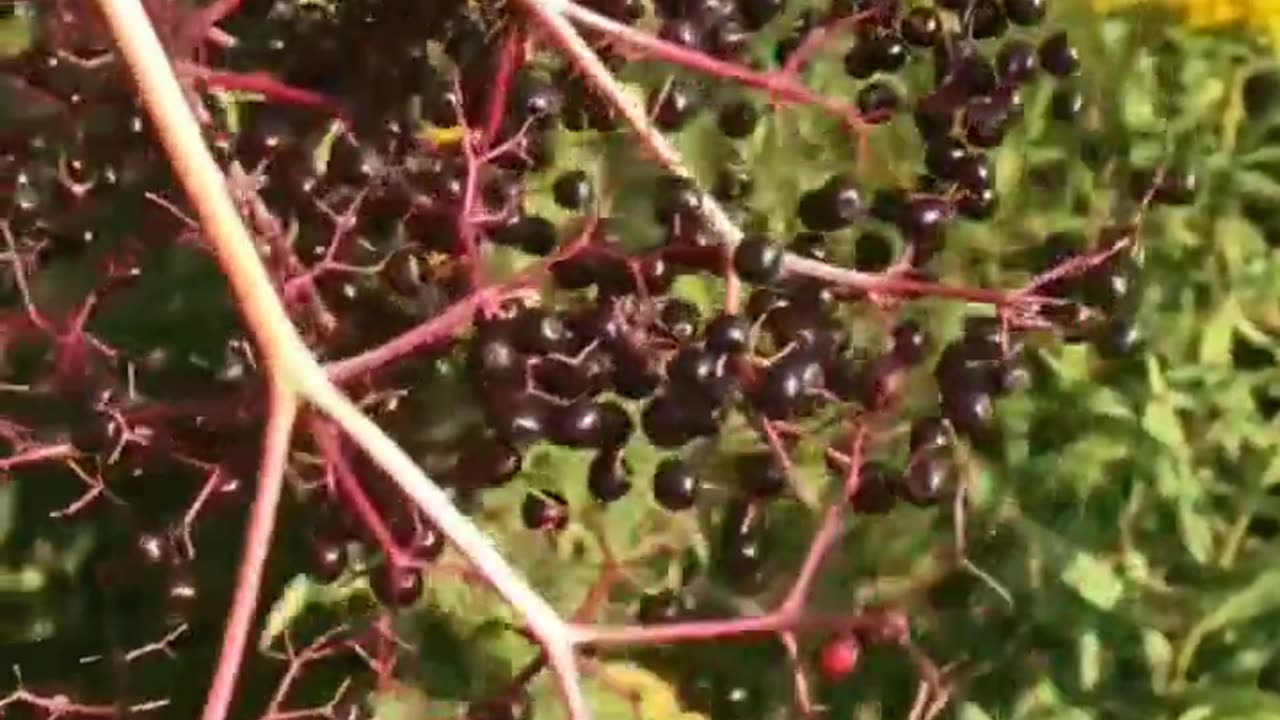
941 388 996 444
552 170 593 210
969 0 1008 39
819 634 862 680
900 7 941 47
899 197 951 263
1244 68 1280 118
1005 0 1046 26
798 176 862 231
996 39 1038 84
733 235 785 285
653 456 701 510
1094 318 1143 359
848 462 898 514
1050 83 1085 122
521 490 569 531
636 588 686 624
588 450 633 502
901 451 955 506
492 215 557 256
856 82 901 122
736 452 788 498
909 416 951 454
309 538 348 583
718 497 769 592
754 350 824 419
653 174 703 225
890 319 929 365
511 308 571 356
549 400 606 448
718 100 760 138
705 313 750 355
370 564 423 608
854 231 895 271
1039 31 1080 78
651 80 701 131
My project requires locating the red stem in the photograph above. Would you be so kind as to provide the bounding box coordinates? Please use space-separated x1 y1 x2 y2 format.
551 0 864 127
484 31 526 148
200 387 298 720
185 66 346 117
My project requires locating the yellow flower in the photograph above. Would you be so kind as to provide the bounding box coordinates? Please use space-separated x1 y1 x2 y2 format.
1094 0 1280 51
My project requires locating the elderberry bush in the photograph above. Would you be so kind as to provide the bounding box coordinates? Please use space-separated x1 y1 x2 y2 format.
1 0 1280 718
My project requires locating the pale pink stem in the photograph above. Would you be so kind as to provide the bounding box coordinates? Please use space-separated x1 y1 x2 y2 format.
199 386 299 720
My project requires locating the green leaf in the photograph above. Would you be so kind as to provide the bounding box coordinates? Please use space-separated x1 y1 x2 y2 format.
1142 628 1174 694
1143 399 1187 454
1198 297 1242 366
1178 501 1215 564
957 703 996 720
1078 629 1101 691
1193 568 1280 639
1061 552 1123 610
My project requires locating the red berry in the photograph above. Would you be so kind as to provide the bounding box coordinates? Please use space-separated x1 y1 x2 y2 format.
818 634 862 679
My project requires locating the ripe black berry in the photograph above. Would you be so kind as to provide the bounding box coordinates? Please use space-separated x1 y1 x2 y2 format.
718 497 769 591
910 416 951 454
996 39 1038 84
856 81 901 121
848 462 898 514
798 175 862 231
588 449 633 502
309 538 348 583
733 235 785 284
969 0 1008 39
521 490 570 531
653 457 701 510
890 320 929 365
371 564 424 608
705 313 750 354
1005 0 1046 26
718 100 760 138
552 170 594 211
492 215 558 256
941 387 996 444
1050 83 1085 122
735 451 788 498
1244 67 1280 118
1038 31 1080 78
854 231 895 271
901 451 955 506
637 588 687 623
754 349 823 419
651 79 701 131
511 308 571 355
899 197 951 262
900 7 941 47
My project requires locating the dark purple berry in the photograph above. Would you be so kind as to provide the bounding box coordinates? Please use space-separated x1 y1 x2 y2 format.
848 462 898 514
370 564 423 608
1004 0 1046 26
521 490 570 531
653 457 701 510
900 7 941 47
552 170 594 211
733 235 785 284
718 100 760 138
1038 31 1080 78
588 450 633 502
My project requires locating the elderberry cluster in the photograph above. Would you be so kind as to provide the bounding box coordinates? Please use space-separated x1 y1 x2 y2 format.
0 0 1219 716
